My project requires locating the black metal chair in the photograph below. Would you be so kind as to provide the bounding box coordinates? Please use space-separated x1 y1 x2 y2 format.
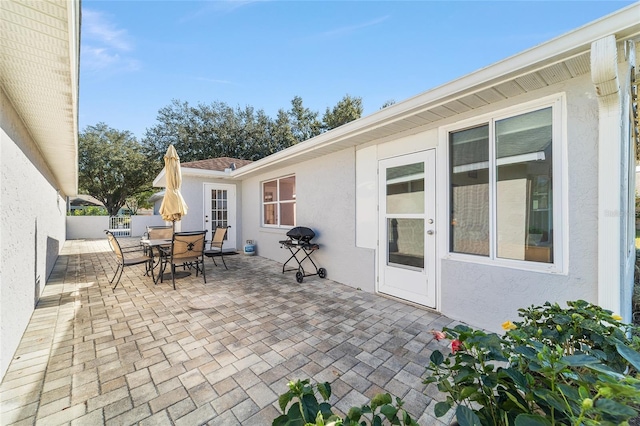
106 230 152 289
159 230 207 289
204 226 229 269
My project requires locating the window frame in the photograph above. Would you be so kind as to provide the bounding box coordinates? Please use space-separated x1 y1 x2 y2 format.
261 174 296 228
441 94 567 274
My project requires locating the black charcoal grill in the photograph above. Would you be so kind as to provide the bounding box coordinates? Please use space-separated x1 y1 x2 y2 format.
279 226 327 283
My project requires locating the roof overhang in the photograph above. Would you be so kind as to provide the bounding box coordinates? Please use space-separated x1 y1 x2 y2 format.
0 0 81 196
153 167 233 187
232 3 640 179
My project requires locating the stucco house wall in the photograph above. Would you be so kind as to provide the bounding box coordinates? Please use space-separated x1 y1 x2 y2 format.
177 175 244 248
240 148 376 291
435 75 599 331
0 90 67 378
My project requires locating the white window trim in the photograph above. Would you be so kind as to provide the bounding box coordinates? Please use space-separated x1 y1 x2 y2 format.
438 93 568 274
261 174 296 228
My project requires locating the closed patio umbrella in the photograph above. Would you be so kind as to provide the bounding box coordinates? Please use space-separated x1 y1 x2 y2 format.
159 145 188 226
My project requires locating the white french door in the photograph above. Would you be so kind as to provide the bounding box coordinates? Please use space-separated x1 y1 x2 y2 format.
203 183 237 250
378 150 436 308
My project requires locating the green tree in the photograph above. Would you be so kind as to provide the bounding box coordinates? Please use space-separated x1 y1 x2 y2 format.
380 99 396 109
142 99 283 165
125 189 155 215
322 94 363 131
288 96 322 142
79 123 154 216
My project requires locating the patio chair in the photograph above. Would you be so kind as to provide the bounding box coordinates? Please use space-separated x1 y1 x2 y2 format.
159 230 207 289
145 225 173 240
106 230 152 289
204 226 229 269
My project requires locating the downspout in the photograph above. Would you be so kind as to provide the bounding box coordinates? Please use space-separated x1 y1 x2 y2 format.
591 35 623 316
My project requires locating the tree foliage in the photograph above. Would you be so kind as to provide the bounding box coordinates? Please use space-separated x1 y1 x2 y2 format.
141 95 363 164
322 94 363 131
288 96 322 142
78 123 154 216
141 99 298 166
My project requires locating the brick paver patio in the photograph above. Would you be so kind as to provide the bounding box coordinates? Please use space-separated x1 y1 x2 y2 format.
0 239 456 425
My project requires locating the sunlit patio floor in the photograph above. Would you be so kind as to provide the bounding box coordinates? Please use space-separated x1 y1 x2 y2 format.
0 238 457 425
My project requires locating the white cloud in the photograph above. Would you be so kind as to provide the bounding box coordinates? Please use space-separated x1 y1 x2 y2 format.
81 9 139 72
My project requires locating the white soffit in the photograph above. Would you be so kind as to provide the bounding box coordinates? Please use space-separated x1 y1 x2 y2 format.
233 2 640 179
0 0 80 196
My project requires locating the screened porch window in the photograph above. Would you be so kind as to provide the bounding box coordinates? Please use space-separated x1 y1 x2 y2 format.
449 106 555 264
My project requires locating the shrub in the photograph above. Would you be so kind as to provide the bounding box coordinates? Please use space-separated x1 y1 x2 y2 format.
424 300 640 426
273 379 419 426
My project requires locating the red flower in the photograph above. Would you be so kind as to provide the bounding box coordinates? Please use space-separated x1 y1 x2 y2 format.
451 339 462 353
431 330 447 341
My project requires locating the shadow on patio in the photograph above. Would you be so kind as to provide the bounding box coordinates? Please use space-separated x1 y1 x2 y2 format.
0 238 455 425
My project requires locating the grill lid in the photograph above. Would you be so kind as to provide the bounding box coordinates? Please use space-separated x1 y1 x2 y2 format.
286 226 316 242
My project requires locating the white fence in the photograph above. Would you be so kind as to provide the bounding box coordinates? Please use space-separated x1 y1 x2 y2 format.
109 216 131 237
67 215 168 240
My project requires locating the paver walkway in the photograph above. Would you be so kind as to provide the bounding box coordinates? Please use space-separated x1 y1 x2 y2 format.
0 239 456 425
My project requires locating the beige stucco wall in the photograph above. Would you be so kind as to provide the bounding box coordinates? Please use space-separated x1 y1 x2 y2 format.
1 90 67 379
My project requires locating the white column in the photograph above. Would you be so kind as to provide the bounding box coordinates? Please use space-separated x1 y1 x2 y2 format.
591 35 622 315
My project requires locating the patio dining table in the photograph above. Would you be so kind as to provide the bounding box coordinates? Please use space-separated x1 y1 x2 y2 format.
140 238 171 284
140 238 192 284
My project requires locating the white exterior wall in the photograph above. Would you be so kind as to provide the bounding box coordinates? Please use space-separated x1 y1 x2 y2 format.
1 90 67 379
241 149 375 291
352 74 600 332
439 77 599 331
177 175 243 244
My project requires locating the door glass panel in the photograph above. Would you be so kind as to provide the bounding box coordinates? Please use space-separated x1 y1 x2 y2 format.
386 162 424 214
387 218 424 268
210 189 228 236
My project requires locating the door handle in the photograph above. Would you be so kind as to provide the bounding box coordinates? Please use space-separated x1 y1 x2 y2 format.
427 230 434 235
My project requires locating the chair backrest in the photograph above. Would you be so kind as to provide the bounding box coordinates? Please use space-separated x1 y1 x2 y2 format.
106 230 123 260
210 227 228 249
147 226 173 240
171 231 206 261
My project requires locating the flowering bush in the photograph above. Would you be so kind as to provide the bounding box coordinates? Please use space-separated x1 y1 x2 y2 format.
424 300 640 426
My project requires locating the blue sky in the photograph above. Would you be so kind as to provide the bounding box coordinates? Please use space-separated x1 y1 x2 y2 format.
80 0 635 140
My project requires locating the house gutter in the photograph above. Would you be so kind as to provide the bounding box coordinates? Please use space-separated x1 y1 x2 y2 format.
231 2 640 180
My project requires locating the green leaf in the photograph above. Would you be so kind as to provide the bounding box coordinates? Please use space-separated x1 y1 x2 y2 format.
501 368 529 391
503 391 529 412
379 404 398 421
430 350 444 366
300 394 320 422
455 405 482 426
346 406 362 422
595 398 638 417
272 414 290 426
616 342 640 371
514 414 552 426
317 382 331 401
318 402 333 419
561 354 600 366
279 392 294 412
433 401 451 418
370 393 392 412
460 386 478 399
